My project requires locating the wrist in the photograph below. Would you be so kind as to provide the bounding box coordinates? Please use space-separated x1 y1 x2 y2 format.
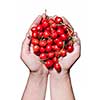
50 69 70 80
29 65 49 77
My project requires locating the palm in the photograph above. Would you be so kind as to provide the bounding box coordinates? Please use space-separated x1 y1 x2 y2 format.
59 43 80 70
50 42 80 75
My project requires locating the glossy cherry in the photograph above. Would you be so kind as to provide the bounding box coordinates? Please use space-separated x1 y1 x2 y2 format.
67 45 74 53
45 60 53 69
55 16 63 24
46 45 52 52
33 45 40 53
31 38 39 45
40 53 47 60
39 40 47 47
54 63 61 72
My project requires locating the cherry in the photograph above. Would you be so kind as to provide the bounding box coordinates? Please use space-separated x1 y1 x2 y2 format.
45 60 53 69
46 27 51 32
49 18 55 24
53 45 60 51
31 26 37 32
52 57 58 63
40 47 45 53
43 30 50 38
40 53 47 60
39 40 47 47
54 38 60 44
60 49 67 57
47 39 53 45
51 31 58 39
37 24 43 31
67 45 74 53
33 45 40 53
46 45 52 52
48 52 55 58
57 27 64 35
51 22 57 29
38 32 43 38
32 31 38 38
60 33 67 41
55 51 60 58
55 16 63 24
31 38 39 45
63 25 68 31
54 63 61 72
42 19 49 28
57 41 63 48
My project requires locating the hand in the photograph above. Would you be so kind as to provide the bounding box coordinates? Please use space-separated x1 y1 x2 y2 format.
50 17 81 77
20 15 48 75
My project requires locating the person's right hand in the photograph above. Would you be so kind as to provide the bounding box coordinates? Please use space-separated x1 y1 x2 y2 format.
20 15 48 75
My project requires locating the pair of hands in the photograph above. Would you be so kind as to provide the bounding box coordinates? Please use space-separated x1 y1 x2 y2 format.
20 15 81 77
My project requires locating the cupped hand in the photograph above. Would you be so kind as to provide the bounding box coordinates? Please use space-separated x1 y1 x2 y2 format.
20 15 48 75
50 17 81 76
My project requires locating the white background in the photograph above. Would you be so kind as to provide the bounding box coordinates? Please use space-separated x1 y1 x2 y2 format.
0 0 100 100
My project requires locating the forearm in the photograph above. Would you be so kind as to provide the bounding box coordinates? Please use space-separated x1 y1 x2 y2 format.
50 73 75 100
22 72 48 100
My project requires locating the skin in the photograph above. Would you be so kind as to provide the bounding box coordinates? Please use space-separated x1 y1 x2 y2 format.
20 14 81 100
49 16 81 100
20 15 48 100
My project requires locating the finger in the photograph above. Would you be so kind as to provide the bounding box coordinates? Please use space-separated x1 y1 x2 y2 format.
73 38 81 54
22 35 31 54
73 32 81 45
73 32 78 36
27 15 42 35
62 16 73 28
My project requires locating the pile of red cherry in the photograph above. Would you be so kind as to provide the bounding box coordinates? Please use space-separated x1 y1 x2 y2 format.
31 15 74 72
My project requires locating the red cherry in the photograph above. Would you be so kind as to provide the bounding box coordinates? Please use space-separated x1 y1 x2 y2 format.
55 16 63 24
33 45 40 53
43 30 50 38
32 31 38 38
51 22 57 29
34 52 40 56
52 57 58 63
46 27 51 32
54 38 60 44
31 38 39 45
60 34 67 41
55 51 60 58
46 45 52 52
31 26 37 32
38 32 43 38
54 63 61 72
51 31 58 39
48 52 55 58
37 24 43 31
53 45 60 51
42 19 49 28
63 25 68 31
40 53 47 60
49 18 55 24
40 47 45 53
60 49 67 57
67 45 74 53
39 40 47 47
47 39 53 45
57 41 63 48
45 60 53 69
57 27 64 35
